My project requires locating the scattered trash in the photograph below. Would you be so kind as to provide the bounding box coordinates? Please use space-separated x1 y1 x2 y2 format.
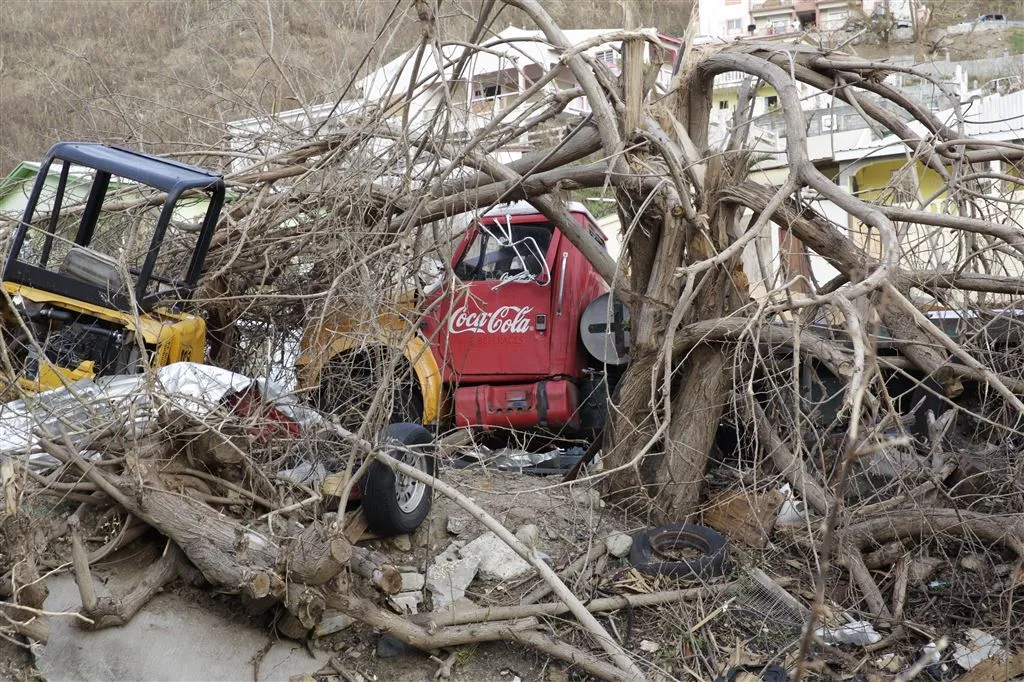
604 532 633 558
815 620 883 646
953 629 1006 670
727 568 809 641
460 532 533 581
775 484 807 527
874 653 904 673
451 446 586 475
630 524 729 579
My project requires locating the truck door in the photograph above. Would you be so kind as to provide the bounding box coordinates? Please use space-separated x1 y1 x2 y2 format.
427 215 558 382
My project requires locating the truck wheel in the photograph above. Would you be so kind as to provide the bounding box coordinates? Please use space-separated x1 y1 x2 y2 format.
316 351 424 427
361 423 436 536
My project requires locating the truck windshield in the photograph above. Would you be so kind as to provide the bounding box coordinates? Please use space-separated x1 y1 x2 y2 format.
453 221 553 282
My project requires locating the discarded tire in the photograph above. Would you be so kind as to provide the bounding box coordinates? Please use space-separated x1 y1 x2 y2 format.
361 423 436 537
629 523 729 579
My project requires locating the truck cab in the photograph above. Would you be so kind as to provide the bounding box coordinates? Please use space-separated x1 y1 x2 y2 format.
420 201 615 434
299 200 629 438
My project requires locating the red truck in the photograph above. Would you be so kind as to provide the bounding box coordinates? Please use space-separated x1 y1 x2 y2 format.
299 201 630 533
300 200 628 438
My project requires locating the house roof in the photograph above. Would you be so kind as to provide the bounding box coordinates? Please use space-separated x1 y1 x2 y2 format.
832 89 1024 162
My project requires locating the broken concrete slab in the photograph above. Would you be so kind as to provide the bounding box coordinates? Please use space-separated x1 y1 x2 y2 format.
460 532 533 581
37 574 328 682
389 591 423 615
400 572 425 592
426 554 479 608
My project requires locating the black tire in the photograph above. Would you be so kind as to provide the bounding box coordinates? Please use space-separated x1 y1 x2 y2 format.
316 350 424 428
361 423 436 537
629 523 729 579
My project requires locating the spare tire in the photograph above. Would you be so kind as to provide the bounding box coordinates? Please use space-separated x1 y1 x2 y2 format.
629 523 729 579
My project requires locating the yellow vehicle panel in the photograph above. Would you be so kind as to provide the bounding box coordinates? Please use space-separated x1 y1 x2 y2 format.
2 282 206 392
296 305 443 425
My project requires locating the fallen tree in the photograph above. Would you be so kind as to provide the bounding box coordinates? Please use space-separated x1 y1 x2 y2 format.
2 1 1024 679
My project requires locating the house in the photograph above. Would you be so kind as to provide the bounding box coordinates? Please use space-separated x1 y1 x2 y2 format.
735 88 1024 303
696 0 915 39
227 26 683 171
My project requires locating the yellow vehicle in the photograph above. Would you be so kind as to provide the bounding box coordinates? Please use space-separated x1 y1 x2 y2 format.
1 142 224 393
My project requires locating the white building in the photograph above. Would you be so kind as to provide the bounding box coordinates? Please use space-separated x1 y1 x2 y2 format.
227 27 683 171
696 0 915 40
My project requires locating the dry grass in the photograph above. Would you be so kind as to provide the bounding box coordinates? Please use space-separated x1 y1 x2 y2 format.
0 0 701 175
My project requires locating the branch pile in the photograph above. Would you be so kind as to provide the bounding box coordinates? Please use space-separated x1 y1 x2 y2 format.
3 0 1024 679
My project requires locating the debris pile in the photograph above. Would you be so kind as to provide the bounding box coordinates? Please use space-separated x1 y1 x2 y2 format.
2 0 1024 679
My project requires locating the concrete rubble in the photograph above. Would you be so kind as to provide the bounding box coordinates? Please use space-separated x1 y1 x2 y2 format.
604 532 633 558
460 531 534 581
426 541 481 608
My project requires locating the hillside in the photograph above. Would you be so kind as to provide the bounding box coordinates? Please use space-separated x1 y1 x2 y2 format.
0 0 1017 175
0 0 699 175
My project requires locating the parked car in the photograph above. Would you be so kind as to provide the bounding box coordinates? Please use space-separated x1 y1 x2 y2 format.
976 13 1007 22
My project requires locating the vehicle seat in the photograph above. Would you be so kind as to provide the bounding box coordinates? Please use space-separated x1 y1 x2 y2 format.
59 246 127 294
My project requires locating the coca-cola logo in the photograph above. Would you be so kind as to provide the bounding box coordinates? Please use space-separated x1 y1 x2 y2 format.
448 305 533 335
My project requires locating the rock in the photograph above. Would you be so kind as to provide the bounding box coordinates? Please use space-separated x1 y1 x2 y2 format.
389 591 422 615
460 532 533 581
426 555 480 608
377 634 416 659
447 514 471 535
515 524 541 549
400 572 425 592
313 610 355 638
960 554 985 572
570 487 603 510
908 556 944 583
639 640 660 653
389 534 412 552
604 532 633 558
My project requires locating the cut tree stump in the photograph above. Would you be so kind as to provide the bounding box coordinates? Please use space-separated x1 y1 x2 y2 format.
703 489 784 549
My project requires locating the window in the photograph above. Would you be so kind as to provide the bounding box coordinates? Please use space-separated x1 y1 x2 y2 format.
765 95 778 108
474 83 502 100
453 222 554 282
726 18 743 33
595 48 616 65
719 100 729 110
